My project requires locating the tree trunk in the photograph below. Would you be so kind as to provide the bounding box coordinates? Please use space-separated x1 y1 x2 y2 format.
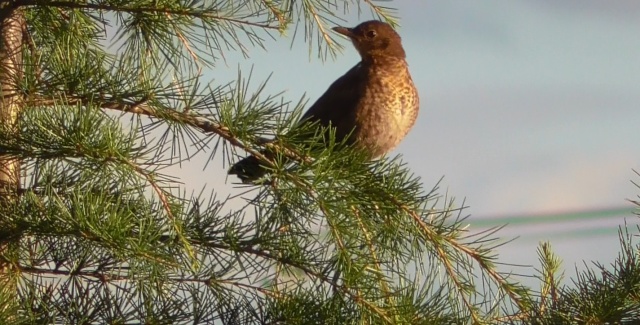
0 3 24 316
0 5 22 197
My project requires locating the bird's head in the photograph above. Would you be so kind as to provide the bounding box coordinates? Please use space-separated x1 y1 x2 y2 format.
332 20 405 61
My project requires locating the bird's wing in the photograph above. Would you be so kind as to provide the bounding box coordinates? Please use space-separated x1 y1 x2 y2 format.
299 63 364 135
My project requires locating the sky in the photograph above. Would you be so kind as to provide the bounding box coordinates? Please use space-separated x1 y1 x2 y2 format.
169 1 640 280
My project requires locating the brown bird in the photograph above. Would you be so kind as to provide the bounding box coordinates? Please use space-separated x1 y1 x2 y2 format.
229 20 419 183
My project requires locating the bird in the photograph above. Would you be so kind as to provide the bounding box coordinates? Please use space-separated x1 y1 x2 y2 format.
229 20 419 183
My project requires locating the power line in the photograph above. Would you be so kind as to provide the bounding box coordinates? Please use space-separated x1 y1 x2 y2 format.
471 206 636 228
469 206 638 240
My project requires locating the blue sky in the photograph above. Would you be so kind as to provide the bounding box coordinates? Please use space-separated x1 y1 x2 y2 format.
171 1 640 278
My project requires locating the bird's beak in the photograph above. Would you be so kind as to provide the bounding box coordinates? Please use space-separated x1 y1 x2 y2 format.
332 26 355 39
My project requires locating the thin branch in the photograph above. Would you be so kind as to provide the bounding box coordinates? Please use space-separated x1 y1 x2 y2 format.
18 264 278 298
120 157 199 271
260 0 287 27
390 195 527 314
362 0 397 25
192 238 391 320
16 1 280 30
304 0 334 49
28 95 312 172
351 205 392 303
167 12 201 66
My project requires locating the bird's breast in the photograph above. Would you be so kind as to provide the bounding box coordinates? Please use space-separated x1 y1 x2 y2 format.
352 63 419 157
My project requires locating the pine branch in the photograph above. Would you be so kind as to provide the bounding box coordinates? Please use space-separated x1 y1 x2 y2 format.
27 94 313 171
389 195 530 321
18 0 282 30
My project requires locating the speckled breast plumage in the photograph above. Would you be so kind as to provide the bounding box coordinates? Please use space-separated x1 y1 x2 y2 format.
350 59 419 158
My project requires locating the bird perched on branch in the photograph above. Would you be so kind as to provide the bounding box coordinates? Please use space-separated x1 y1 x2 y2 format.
229 20 419 183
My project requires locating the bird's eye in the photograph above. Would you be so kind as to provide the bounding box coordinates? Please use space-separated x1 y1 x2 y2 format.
365 30 377 38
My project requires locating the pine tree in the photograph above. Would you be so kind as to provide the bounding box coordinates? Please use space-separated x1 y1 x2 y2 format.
0 1 638 324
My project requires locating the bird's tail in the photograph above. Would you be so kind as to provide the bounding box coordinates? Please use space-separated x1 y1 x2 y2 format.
228 154 269 184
